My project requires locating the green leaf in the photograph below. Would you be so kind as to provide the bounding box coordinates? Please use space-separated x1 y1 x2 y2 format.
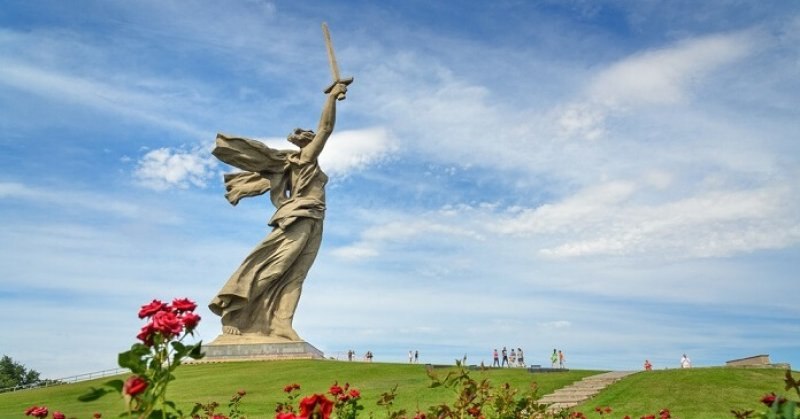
188 341 205 360
105 379 124 392
171 341 186 353
118 348 147 373
780 400 797 418
78 386 111 402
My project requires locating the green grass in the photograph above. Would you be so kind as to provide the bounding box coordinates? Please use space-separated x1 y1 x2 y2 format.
574 367 800 419
0 361 796 418
0 360 596 417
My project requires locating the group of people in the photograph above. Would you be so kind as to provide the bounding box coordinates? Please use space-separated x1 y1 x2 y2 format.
345 349 374 362
642 354 692 370
550 349 566 368
408 350 420 363
491 347 526 367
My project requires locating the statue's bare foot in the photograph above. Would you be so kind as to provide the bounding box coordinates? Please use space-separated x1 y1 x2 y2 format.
222 325 241 335
272 327 302 341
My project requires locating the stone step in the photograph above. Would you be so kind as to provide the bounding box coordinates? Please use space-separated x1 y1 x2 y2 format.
547 389 600 398
539 371 638 413
540 394 592 403
568 382 613 389
545 402 579 411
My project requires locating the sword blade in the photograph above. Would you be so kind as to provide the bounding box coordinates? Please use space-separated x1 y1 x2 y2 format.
322 22 341 82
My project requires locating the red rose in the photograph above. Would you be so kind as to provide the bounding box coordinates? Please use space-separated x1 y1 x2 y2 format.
138 299 168 319
329 382 343 396
123 375 149 396
53 412 66 419
237 389 247 396
181 312 201 330
93 413 102 418
299 394 333 419
760 392 785 407
152 310 183 337
348 388 360 398
413 413 427 419
137 323 156 346
284 383 301 393
24 406 48 418
172 298 197 313
276 413 298 419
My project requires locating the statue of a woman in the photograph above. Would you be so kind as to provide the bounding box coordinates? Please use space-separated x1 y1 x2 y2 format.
208 82 349 341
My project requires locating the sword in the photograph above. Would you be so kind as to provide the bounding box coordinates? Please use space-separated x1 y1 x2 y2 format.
322 22 353 100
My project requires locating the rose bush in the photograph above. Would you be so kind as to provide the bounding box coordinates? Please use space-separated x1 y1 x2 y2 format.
78 297 204 419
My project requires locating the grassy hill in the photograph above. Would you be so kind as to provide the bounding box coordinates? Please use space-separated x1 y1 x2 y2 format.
0 360 796 418
575 366 799 418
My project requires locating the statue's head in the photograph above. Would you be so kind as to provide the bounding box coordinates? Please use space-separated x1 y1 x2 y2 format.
287 128 315 148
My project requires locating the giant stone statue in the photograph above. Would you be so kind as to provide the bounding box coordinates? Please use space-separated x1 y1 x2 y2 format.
208 23 352 342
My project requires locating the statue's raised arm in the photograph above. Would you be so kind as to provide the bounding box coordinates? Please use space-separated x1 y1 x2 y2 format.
296 82 348 164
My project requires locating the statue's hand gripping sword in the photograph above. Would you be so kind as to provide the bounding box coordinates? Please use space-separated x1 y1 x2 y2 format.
322 22 353 100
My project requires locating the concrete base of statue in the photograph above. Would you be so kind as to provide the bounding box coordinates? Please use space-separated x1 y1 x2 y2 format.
198 334 325 362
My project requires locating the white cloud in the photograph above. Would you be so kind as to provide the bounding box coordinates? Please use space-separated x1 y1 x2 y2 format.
508 182 800 259
589 32 754 107
555 103 607 141
539 320 572 329
332 218 484 261
0 181 174 221
134 147 218 191
553 31 755 142
320 127 397 176
0 57 208 137
331 245 379 261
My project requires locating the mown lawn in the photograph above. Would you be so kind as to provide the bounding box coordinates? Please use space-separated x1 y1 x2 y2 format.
2 361 796 418
573 367 799 419
0 360 596 417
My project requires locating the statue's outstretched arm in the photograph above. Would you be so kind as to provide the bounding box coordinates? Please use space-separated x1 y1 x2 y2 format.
300 83 348 163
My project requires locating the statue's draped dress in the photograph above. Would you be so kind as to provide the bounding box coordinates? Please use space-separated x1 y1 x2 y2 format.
208 134 327 335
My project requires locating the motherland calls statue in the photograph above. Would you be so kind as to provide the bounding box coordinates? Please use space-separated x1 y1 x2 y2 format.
208 24 352 342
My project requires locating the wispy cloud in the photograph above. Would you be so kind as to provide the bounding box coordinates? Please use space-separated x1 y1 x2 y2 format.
0 56 208 137
134 146 218 191
0 181 178 221
589 31 754 107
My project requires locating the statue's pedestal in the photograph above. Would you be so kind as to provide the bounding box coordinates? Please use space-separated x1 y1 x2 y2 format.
199 334 325 362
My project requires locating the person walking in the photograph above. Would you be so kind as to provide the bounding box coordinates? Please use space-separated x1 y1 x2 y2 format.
558 349 565 369
492 349 500 367
517 348 525 367
550 349 558 368
501 347 509 367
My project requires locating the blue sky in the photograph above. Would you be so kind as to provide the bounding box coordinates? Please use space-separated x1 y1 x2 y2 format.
1 0 799 380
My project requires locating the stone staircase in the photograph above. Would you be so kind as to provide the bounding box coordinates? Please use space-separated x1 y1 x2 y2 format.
538 371 637 412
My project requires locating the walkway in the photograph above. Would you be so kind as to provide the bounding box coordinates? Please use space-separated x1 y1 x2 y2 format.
538 371 638 412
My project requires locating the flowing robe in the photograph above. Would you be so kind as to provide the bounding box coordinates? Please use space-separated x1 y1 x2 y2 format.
208 133 327 335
